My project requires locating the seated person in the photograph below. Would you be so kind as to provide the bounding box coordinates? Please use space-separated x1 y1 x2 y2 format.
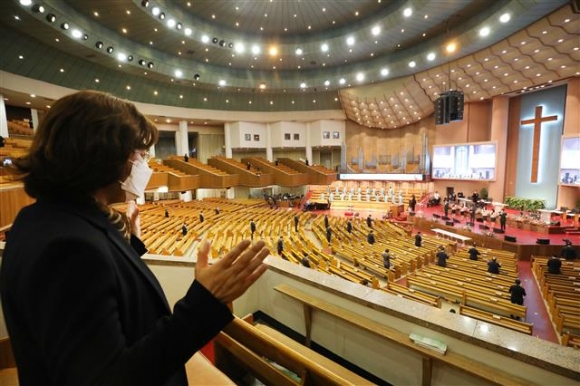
436 246 449 267
547 255 562 274
468 243 481 260
487 257 501 274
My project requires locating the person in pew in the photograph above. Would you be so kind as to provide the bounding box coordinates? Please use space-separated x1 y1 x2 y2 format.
436 246 449 267
367 230 376 245
183 153 189 162
561 240 577 260
487 257 502 274
366 214 373 228
181 222 188 236
346 218 353 234
361 279 371 287
294 213 299 232
301 253 311 268
326 226 332 245
164 208 169 218
468 243 481 261
414 231 422 247
277 235 284 255
250 219 256 240
0 90 269 386
214 207 220 215
382 249 392 269
324 214 329 229
547 255 562 274
199 210 205 224
509 279 527 319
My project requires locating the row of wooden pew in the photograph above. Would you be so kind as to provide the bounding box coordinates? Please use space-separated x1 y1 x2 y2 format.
531 256 580 344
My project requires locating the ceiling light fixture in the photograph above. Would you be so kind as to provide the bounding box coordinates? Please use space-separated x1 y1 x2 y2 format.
193 74 200 80
159 12 165 20
138 59 146 66
403 8 412 17
19 0 32 5
167 19 176 28
371 25 381 36
46 13 56 22
151 7 160 16
141 0 149 7
499 13 510 23
95 41 103 49
60 22 69 30
479 27 490 37
32 4 45 13
106 46 114 53
184 27 192 36
147 62 154 68
71 29 83 39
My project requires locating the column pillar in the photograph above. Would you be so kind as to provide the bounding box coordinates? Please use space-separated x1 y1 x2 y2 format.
0 94 8 138
31 109 39 130
305 123 313 165
488 96 509 203
266 123 273 162
176 120 189 157
224 123 233 158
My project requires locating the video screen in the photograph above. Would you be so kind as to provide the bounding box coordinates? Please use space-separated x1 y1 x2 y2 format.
560 137 580 186
432 142 496 180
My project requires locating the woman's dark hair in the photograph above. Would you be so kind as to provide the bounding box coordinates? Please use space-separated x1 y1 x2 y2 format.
12 90 158 198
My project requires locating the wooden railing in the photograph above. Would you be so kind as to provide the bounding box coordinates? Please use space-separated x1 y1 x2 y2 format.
242 157 309 187
165 157 239 189
208 156 274 187
277 158 337 185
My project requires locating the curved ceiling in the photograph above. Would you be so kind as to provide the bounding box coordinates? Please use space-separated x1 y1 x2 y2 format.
0 0 578 128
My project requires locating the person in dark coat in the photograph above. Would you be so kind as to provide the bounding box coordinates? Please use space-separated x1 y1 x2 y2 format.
277 236 284 255
509 279 526 306
367 230 376 245
366 214 373 228
250 219 256 239
499 210 507 231
487 257 502 274
326 226 332 244
199 210 204 223
164 208 169 218
561 241 577 260
346 219 353 234
324 214 329 229
444 198 449 218
181 223 188 236
0 90 269 386
436 246 449 267
468 243 481 261
294 213 299 232
382 249 391 269
414 231 422 247
409 194 417 212
183 153 189 162
547 255 562 274
301 253 311 268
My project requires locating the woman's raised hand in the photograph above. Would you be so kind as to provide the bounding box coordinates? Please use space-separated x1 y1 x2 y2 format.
195 240 269 303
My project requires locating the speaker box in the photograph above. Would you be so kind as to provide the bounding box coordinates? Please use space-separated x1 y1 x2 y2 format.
536 238 550 245
446 221 454 226
493 228 504 234
479 225 489 230
504 235 517 242
442 216 450 221
453 218 461 223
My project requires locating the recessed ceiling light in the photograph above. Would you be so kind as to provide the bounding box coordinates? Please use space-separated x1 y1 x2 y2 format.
251 45 260 55
403 8 412 17
71 29 83 39
218 79 226 86
18 55 23 59
427 52 436 61
479 27 490 37
295 48 303 55
324 80 330 86
356 73 365 82
19 0 32 5
408 61 416 68
321 43 328 52
380 68 389 76
499 13 510 23
346 36 355 46
167 19 176 28
446 43 456 53
269 46 278 56
371 25 381 36
339 78 346 85
300 82 307 88
151 7 160 16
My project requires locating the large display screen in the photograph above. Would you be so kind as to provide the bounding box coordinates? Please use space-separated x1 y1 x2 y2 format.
560 136 580 186
432 142 496 180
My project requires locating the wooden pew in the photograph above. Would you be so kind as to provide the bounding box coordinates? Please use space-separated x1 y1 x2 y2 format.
459 305 533 335
274 283 530 386
214 316 374 386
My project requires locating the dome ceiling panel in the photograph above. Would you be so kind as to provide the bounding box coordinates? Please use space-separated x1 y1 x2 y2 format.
0 0 577 128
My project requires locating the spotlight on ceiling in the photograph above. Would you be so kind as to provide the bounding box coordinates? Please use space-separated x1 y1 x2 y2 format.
60 22 69 30
151 6 160 16
193 74 200 80
147 62 154 68
46 13 56 22
95 41 103 49
228 42 234 48
219 40 226 47
141 0 149 7
106 46 114 53
32 4 45 13
127 55 133 61
158 12 165 20
138 59 146 66
212 37 218 44
176 23 182 30
19 0 32 6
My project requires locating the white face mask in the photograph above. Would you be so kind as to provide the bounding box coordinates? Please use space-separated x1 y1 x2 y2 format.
119 159 152 202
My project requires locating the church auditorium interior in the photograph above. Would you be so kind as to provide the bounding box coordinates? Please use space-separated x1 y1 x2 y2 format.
1 0 580 385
